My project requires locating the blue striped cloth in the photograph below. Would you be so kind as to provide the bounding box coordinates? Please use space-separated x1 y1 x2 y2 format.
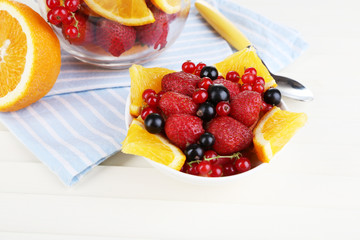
0 0 307 185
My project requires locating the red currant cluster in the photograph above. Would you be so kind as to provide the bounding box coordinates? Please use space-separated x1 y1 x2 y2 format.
239 67 266 93
46 0 82 39
181 60 206 76
182 151 251 177
140 89 163 120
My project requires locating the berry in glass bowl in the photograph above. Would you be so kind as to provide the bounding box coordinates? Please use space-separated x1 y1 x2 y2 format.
38 0 191 69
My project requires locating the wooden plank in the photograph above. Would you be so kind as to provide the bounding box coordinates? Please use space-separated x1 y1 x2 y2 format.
0 232 136 240
0 193 359 239
0 162 359 210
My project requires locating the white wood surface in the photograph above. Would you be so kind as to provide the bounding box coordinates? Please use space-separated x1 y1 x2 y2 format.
1 0 360 239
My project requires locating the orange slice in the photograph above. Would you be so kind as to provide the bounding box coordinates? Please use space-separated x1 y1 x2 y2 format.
215 46 277 90
83 0 155 26
129 64 175 117
151 0 181 14
0 0 61 112
122 118 186 170
253 107 307 163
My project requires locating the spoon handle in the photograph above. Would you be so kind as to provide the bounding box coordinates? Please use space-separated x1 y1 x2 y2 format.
195 0 251 51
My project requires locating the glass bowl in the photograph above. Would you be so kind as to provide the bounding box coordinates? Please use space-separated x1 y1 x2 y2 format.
38 0 191 69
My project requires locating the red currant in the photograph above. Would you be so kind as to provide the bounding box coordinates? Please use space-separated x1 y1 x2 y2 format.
65 25 79 38
195 62 206 71
47 9 61 25
187 162 199 175
203 150 218 164
52 6 71 23
226 71 240 82
209 165 223 177
253 83 265 93
244 67 257 76
181 163 189 173
241 73 256 85
141 106 158 120
46 0 60 9
62 13 74 25
254 76 265 86
198 77 213 90
157 90 165 99
234 157 251 173
262 102 273 113
182 60 195 74
214 156 233 166
217 75 225 80
222 163 237 176
142 89 156 100
65 0 80 12
197 161 212 176
216 101 231 116
146 95 160 107
240 83 252 92
193 69 202 76
192 89 208 104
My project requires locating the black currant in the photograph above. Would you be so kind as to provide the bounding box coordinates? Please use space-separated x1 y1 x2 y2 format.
144 113 164 134
199 132 215 150
184 144 204 161
200 66 218 80
207 84 230 105
264 88 281 105
196 102 216 121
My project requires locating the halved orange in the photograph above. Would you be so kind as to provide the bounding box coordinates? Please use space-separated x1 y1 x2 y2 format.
151 0 181 14
215 46 277 90
83 0 155 26
122 118 186 170
129 64 175 117
253 107 307 163
0 0 61 112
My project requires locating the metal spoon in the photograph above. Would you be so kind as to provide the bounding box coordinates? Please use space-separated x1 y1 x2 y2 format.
195 0 314 101
270 73 314 101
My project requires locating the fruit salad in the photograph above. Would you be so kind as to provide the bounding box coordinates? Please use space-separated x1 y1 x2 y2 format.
40 0 190 67
122 47 307 177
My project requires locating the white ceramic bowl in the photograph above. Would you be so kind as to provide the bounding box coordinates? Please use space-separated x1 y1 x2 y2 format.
124 94 287 185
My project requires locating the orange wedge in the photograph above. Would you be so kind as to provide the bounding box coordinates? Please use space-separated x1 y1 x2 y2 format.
0 0 61 112
83 0 155 26
129 64 175 117
215 46 277 90
151 0 181 14
253 107 307 163
122 118 186 170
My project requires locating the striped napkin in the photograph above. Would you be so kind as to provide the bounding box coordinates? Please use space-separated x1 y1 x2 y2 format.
0 0 307 185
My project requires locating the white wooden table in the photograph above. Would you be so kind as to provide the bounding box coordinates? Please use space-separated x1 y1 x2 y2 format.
1 0 360 239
